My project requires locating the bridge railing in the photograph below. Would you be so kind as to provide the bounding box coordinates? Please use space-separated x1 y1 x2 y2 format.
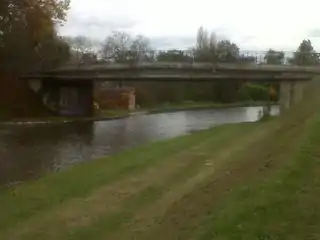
25 49 320 79
81 50 320 66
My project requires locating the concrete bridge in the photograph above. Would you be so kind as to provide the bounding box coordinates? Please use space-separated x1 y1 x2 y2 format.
26 62 319 81
23 62 320 116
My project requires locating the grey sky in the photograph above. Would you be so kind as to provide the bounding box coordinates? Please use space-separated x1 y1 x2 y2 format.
59 0 320 51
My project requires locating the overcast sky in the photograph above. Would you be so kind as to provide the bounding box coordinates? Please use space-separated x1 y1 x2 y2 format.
59 0 320 51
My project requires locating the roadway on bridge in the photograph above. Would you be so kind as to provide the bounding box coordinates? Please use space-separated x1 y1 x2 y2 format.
23 62 320 82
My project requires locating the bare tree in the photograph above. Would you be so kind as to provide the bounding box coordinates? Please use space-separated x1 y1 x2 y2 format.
64 36 94 62
129 35 154 62
101 31 132 62
196 26 209 50
193 27 216 62
101 31 152 63
209 32 217 51
73 36 92 53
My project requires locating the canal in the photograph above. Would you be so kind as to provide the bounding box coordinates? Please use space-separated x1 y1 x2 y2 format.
0 106 279 186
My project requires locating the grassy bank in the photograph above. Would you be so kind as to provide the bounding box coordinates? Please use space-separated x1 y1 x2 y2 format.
0 80 319 239
0 121 267 239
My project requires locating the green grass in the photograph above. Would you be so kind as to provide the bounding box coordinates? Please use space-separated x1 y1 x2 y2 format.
192 112 320 240
99 109 129 117
1 80 320 239
0 122 260 239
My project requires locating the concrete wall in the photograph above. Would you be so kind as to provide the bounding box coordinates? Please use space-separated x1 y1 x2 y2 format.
279 81 306 112
95 87 136 110
291 81 305 105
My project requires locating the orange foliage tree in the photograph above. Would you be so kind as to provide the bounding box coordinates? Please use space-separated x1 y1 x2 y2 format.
0 0 71 73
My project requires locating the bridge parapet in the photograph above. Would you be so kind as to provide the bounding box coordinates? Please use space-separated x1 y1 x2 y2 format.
42 62 320 75
22 62 318 84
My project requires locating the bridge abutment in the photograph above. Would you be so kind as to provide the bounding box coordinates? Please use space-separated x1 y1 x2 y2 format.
279 81 306 112
291 81 305 105
27 79 94 116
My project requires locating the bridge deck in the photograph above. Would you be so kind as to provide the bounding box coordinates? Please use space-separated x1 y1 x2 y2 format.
42 62 320 73
22 62 320 82
22 73 313 82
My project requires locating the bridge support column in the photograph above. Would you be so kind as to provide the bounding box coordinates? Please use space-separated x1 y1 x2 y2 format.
291 81 305 105
279 81 306 112
279 82 291 112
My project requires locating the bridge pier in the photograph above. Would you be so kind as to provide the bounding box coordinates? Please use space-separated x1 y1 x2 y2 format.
279 81 306 112
291 81 305 105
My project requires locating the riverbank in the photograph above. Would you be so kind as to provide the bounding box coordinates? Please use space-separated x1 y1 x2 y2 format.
0 80 319 239
147 101 270 114
0 101 270 125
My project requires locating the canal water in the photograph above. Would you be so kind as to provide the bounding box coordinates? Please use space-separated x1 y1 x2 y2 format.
0 106 279 186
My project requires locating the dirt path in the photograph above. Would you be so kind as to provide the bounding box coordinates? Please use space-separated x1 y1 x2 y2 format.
95 121 275 240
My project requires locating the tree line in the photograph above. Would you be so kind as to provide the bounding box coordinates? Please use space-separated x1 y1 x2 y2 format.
66 28 320 66
264 40 320 65
65 28 252 65
2 1 319 73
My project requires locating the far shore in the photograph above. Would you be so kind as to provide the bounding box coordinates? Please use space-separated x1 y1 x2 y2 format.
0 101 275 125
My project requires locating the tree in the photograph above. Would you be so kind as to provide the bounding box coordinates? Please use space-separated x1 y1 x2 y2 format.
264 49 284 64
64 36 95 63
66 36 92 53
0 0 70 72
129 35 154 62
0 0 70 118
196 27 209 50
209 33 217 52
101 31 152 63
290 39 319 65
80 52 98 64
216 40 239 62
193 27 216 62
238 55 257 63
36 35 70 70
157 50 192 62
192 27 239 63
101 31 131 62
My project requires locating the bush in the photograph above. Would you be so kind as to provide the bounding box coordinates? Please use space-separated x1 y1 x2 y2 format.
237 83 269 101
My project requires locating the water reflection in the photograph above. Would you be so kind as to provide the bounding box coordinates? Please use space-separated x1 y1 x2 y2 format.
0 123 94 185
0 106 279 186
